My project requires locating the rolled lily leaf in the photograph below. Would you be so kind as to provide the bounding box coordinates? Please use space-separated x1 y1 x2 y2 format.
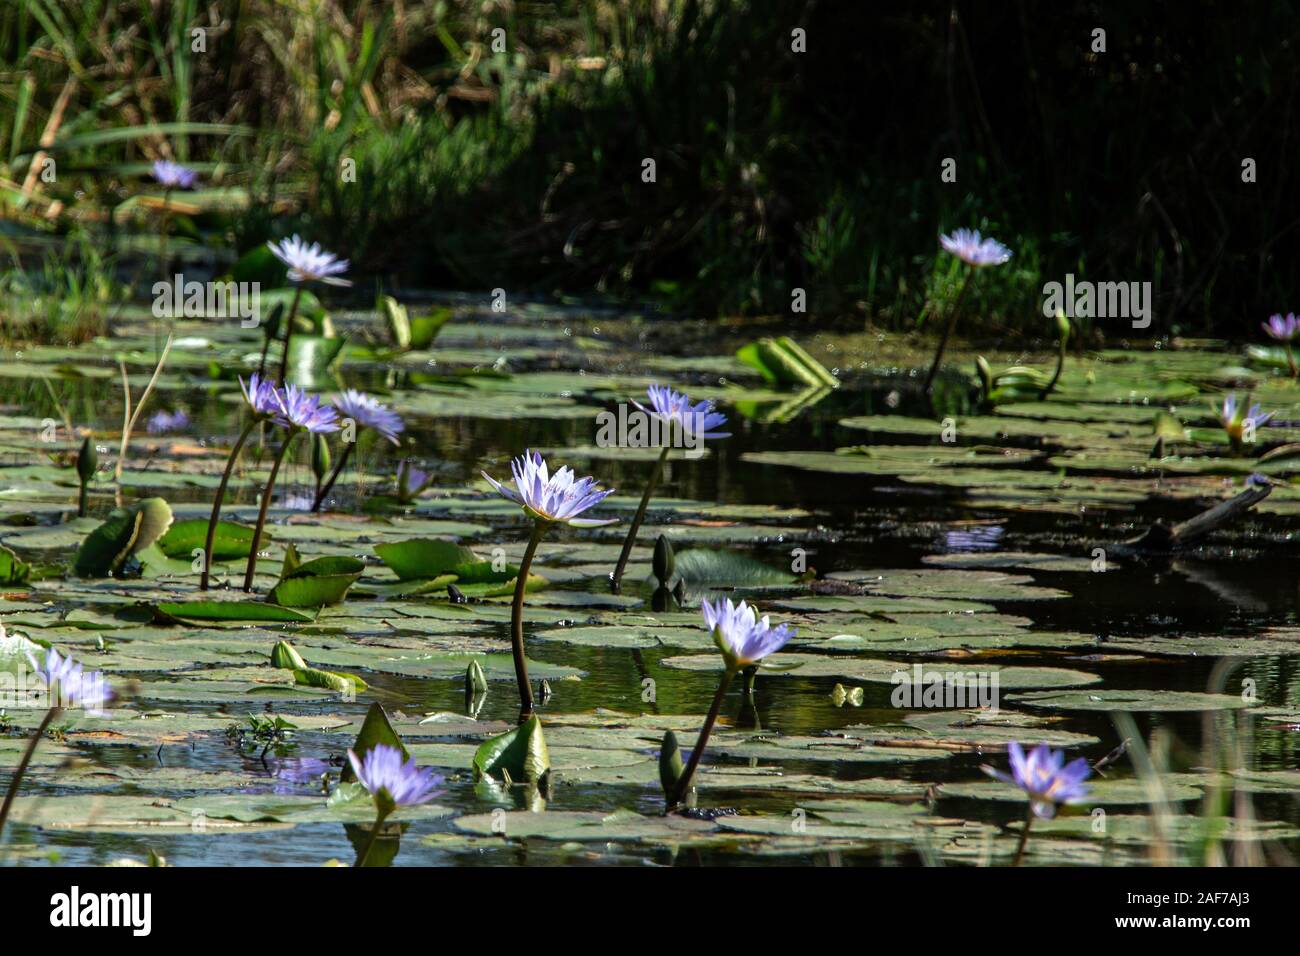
653 534 675 584
473 715 550 783
380 294 411 350
0 544 31 585
737 335 838 390
292 665 367 695
659 730 684 799
270 639 309 670
671 548 799 588
74 497 174 577
466 659 489 695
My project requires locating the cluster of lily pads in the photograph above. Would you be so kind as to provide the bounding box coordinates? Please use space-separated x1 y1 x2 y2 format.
0 338 1103 866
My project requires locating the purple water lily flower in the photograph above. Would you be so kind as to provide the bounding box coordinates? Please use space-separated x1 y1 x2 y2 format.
151 159 199 190
633 384 731 443
239 373 282 419
333 389 404 445
273 384 340 434
482 449 616 527
267 235 351 286
348 745 444 810
26 648 113 714
702 597 796 669
1263 313 1300 342
984 741 1092 819
1217 391 1274 449
396 459 433 502
940 228 1012 268
146 409 190 435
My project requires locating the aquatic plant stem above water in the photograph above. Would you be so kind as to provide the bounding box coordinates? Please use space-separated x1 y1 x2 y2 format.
922 268 974 392
311 440 354 512
114 333 174 507
668 667 733 809
1012 804 1034 866
199 418 258 591
611 446 669 591
355 812 389 867
510 521 547 723
0 706 59 840
276 285 305 384
243 431 298 591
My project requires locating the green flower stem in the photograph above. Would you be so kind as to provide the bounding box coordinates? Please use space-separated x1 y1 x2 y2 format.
200 418 258 591
276 285 305 384
242 429 299 592
158 187 173 280
923 267 976 392
1040 340 1068 400
668 665 734 809
611 445 669 591
156 187 173 361
355 809 390 868
256 331 273 380
77 477 89 518
0 706 60 840
1012 803 1035 866
311 440 354 512
1287 343 1297 378
511 521 547 724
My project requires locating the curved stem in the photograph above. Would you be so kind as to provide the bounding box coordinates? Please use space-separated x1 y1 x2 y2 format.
0 707 59 840
242 429 298 592
156 189 173 370
1040 341 1067 400
511 522 547 723
277 285 305 384
200 418 258 591
311 440 354 512
1012 803 1035 866
668 667 734 809
923 268 975 392
355 810 390 868
611 446 669 591
158 187 172 283
256 331 273 380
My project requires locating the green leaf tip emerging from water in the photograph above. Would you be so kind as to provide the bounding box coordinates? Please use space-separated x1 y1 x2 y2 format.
659 730 684 799
472 715 550 784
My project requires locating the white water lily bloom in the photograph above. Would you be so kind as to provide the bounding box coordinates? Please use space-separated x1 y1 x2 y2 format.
939 228 1011 268
702 597 795 669
482 449 616 527
632 384 731 442
266 235 352 286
